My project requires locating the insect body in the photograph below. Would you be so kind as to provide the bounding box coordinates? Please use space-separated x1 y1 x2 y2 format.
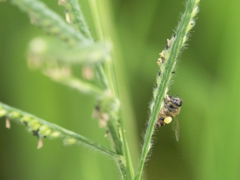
155 95 183 141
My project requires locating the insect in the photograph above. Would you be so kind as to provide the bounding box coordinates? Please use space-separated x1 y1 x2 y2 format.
155 95 183 141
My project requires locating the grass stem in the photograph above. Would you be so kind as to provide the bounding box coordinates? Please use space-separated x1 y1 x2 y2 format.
135 1 199 179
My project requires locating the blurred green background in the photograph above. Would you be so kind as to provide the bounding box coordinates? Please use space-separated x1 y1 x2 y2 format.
1 0 240 180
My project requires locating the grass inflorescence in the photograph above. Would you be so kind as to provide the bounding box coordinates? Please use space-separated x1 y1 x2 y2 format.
1 0 200 179
0 102 121 158
135 0 200 179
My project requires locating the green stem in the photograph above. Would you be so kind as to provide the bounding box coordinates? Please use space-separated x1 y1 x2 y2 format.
108 120 122 155
88 0 113 92
95 65 110 89
0 102 121 159
88 1 135 179
68 0 93 40
88 0 123 155
88 0 104 40
135 1 198 180
60 0 93 40
119 113 135 179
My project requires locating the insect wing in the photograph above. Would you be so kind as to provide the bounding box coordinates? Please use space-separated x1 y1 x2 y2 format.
172 116 180 141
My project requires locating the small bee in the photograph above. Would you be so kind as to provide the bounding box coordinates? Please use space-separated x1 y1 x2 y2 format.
155 95 183 141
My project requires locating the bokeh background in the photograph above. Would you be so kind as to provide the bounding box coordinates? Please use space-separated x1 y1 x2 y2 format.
1 0 240 180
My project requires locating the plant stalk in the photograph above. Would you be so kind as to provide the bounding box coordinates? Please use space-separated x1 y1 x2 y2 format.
135 0 199 179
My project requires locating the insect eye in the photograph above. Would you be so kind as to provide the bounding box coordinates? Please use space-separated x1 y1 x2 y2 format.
169 104 174 108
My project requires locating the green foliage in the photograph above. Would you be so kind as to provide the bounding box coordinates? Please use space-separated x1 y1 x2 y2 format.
1 0 201 178
3 0 240 179
3 0 132 179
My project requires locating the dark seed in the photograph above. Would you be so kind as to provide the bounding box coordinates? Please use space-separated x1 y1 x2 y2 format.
161 57 166 63
32 129 40 138
158 70 161 76
95 106 100 111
